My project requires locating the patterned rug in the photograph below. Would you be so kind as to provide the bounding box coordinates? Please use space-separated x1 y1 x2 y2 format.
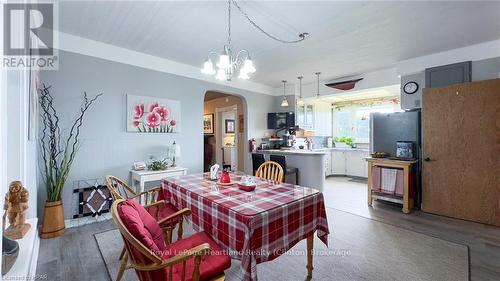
95 208 468 281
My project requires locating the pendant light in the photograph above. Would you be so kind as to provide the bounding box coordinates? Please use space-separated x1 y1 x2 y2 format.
315 72 321 100
297 76 304 106
280 80 289 107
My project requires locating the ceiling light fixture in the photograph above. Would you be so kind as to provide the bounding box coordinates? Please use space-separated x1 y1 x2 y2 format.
202 0 309 81
281 80 289 107
315 72 322 100
201 0 254 81
297 76 304 106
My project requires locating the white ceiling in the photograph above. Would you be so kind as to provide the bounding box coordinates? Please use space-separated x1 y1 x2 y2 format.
58 1 500 87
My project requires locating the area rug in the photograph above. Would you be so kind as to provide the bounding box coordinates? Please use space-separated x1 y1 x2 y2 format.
95 208 468 281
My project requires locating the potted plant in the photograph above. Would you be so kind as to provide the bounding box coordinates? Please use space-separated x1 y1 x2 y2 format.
38 84 101 239
333 136 355 148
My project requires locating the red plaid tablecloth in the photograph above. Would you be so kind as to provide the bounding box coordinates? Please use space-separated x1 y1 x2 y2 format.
161 172 329 281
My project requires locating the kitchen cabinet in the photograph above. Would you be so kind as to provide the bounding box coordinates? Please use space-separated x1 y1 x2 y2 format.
296 104 314 130
328 149 369 178
345 150 368 177
296 101 332 136
267 112 295 129
330 150 346 175
313 101 332 136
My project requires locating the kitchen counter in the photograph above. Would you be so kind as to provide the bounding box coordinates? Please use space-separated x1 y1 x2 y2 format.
253 149 325 191
315 147 370 152
256 149 326 155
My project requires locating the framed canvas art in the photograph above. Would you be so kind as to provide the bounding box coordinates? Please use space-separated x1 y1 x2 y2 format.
204 114 214 134
225 119 235 134
127 94 181 133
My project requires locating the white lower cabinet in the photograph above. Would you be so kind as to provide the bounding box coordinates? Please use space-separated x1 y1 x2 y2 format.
328 149 368 178
330 150 346 175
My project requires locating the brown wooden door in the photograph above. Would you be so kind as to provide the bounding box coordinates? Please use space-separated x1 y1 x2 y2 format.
422 79 500 226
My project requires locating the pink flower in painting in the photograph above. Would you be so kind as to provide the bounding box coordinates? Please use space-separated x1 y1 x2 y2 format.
148 102 159 113
134 104 144 119
131 120 141 127
170 119 176 126
146 112 161 128
153 106 168 121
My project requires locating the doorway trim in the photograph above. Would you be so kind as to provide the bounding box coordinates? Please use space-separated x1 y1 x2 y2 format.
215 105 238 170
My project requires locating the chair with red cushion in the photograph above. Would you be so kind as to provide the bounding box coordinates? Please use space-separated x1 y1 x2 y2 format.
112 198 231 281
105 175 189 244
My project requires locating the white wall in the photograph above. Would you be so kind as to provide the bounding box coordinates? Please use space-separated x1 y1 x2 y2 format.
41 50 275 218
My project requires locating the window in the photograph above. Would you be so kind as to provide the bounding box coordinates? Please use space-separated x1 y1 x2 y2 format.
336 111 352 138
334 104 400 143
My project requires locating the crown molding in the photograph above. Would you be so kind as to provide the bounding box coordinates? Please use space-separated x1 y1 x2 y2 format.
56 31 275 95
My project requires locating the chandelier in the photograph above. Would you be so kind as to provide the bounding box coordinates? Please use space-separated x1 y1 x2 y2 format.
201 0 309 81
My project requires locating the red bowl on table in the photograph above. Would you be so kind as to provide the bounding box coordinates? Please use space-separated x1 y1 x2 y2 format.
238 183 256 192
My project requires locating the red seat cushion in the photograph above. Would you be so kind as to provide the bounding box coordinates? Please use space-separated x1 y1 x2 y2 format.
162 232 231 281
118 199 166 253
146 202 181 224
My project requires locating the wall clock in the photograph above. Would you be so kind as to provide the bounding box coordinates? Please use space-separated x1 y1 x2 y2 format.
403 81 419 95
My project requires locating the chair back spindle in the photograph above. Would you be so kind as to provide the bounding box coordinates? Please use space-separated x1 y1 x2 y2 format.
255 161 284 183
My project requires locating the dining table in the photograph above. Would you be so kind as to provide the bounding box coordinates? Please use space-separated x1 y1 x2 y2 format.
161 172 330 281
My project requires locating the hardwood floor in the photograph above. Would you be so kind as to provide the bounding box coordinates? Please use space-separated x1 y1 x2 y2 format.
36 177 500 281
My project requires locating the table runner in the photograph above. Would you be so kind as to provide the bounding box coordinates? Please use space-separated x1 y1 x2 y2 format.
161 173 329 281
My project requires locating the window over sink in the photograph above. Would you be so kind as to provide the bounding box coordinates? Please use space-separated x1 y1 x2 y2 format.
333 104 400 143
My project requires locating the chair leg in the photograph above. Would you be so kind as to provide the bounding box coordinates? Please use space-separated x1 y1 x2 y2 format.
116 252 128 281
119 246 126 260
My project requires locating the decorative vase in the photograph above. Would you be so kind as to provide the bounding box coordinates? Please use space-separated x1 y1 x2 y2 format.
40 200 65 239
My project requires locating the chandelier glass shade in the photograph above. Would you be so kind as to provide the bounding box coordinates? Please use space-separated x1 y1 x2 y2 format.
201 1 256 81
280 80 289 107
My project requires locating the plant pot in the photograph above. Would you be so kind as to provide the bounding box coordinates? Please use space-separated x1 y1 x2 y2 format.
334 142 350 148
40 200 65 239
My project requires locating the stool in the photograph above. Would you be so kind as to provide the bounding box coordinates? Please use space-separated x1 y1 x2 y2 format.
252 153 265 176
270 155 298 185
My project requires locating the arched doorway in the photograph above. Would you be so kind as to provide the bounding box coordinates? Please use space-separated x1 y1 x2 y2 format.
203 91 246 172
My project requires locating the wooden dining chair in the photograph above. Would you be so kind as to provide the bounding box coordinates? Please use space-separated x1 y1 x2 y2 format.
105 175 191 267
255 161 284 183
111 198 231 281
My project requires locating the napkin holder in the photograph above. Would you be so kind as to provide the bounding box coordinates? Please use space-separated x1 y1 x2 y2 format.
210 164 220 180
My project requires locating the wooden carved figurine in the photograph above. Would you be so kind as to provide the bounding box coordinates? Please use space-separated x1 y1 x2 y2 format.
4 181 31 240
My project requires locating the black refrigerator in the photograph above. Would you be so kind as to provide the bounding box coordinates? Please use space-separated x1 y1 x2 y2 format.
370 110 422 208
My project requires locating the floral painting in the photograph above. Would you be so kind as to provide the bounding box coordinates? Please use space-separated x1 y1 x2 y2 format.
127 95 181 133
